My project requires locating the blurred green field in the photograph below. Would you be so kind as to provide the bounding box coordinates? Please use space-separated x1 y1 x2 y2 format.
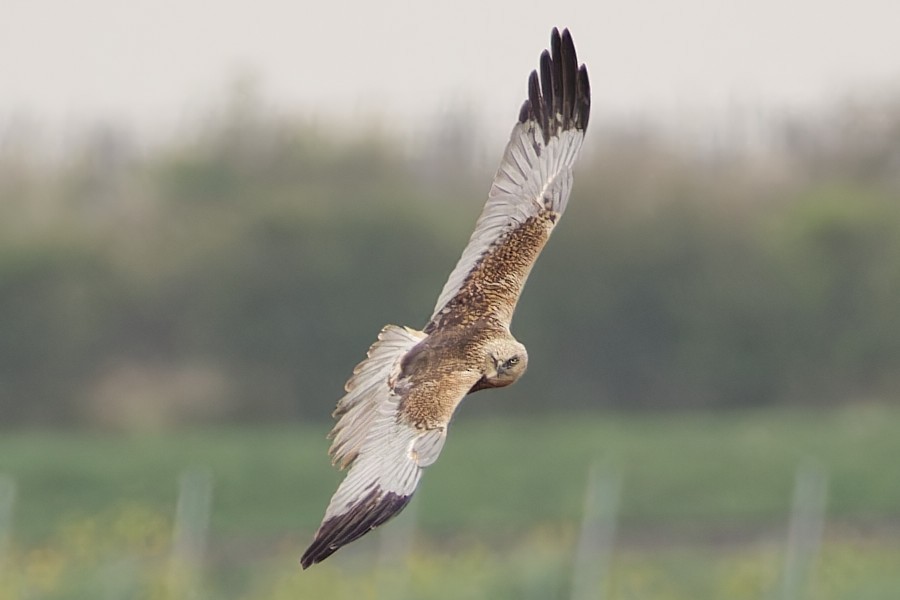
1 405 899 598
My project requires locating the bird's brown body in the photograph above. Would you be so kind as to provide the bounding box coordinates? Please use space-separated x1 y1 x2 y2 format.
399 320 519 424
301 27 590 568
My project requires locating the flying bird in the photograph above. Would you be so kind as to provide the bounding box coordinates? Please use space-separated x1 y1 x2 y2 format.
301 27 590 569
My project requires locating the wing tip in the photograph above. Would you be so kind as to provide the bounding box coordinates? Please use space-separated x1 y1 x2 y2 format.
518 27 591 140
300 487 413 569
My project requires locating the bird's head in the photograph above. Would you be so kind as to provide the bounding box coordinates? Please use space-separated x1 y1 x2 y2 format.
479 335 528 390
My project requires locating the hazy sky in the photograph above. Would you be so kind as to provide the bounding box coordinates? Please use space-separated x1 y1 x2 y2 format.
2 0 899 141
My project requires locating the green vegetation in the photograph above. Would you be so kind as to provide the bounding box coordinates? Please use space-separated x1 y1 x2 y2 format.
2 86 900 597
4 407 900 543
1 407 898 598
2 93 900 427
4 518 897 600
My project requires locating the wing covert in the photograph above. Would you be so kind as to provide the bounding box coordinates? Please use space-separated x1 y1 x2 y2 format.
328 325 426 469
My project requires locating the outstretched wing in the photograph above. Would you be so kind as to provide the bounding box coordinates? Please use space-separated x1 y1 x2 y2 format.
301 325 475 568
427 28 590 333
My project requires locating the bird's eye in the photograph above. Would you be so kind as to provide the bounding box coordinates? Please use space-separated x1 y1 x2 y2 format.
504 356 520 368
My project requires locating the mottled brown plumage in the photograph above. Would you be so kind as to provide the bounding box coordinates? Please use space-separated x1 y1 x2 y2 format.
301 27 590 569
426 213 557 333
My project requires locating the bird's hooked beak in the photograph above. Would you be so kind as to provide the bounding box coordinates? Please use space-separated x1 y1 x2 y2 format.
494 355 511 377
489 352 511 377
468 353 504 394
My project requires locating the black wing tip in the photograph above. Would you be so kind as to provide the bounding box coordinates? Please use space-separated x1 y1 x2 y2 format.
300 488 412 569
518 27 591 139
518 99 531 123
578 64 591 131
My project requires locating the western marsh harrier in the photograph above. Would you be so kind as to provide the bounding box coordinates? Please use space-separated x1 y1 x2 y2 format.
302 27 590 568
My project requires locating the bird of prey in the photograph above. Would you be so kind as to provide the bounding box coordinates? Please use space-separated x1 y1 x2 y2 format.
301 27 590 569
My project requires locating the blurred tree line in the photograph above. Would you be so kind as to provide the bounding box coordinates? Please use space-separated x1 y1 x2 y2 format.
2 91 899 428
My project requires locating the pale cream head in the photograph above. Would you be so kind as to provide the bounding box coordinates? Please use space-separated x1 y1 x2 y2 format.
481 335 528 388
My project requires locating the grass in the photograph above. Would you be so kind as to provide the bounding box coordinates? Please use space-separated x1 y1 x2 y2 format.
3 404 898 541
1 405 898 598
1 507 898 599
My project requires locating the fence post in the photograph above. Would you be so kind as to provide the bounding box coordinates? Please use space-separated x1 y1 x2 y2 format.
169 466 214 597
779 460 827 600
570 462 621 600
0 475 15 572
